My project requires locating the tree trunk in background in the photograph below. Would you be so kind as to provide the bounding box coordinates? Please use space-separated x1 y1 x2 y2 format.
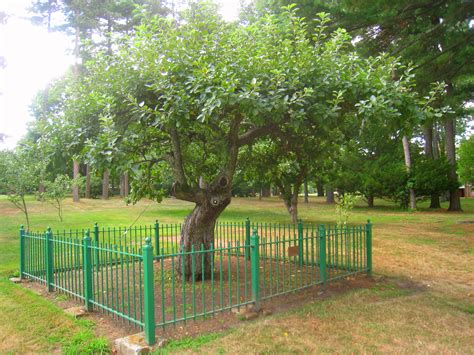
303 180 309 203
367 195 374 208
317 178 324 197
261 185 271 197
283 193 299 223
444 84 462 211
102 169 109 200
424 123 441 208
119 174 124 197
123 172 129 197
38 183 45 194
432 124 440 159
326 185 335 203
85 165 91 199
402 135 416 210
72 160 80 202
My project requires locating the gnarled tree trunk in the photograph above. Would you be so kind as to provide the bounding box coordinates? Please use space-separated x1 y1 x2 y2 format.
176 177 232 280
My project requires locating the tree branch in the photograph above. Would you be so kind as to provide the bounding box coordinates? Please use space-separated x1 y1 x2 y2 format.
237 123 278 147
169 126 188 186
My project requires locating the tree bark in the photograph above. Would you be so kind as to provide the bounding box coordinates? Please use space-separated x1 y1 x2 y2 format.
317 178 324 197
72 160 80 202
119 174 124 197
176 183 232 280
367 195 374 208
283 193 299 223
102 169 109 200
123 172 129 197
444 84 462 211
424 123 441 208
432 124 440 159
261 185 271 197
326 185 335 203
85 164 91 199
303 180 309 203
402 135 416 210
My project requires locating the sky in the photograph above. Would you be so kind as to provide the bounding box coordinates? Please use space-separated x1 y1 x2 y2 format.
0 0 241 149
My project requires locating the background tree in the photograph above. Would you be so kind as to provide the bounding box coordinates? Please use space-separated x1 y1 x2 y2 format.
40 174 74 221
0 147 45 230
458 136 474 185
256 0 474 211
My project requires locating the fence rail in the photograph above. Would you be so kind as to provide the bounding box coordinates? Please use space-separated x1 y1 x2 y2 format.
20 219 373 346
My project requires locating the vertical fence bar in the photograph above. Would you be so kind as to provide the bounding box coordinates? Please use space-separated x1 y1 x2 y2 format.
366 220 372 276
143 238 156 345
83 230 93 311
245 218 251 260
298 220 303 267
93 223 100 269
319 225 326 284
45 227 54 291
19 225 25 278
250 228 260 310
154 220 159 257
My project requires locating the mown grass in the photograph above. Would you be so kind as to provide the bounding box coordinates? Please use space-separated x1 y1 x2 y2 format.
0 195 473 352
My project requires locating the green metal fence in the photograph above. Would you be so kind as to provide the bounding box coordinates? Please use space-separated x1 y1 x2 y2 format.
20 219 373 346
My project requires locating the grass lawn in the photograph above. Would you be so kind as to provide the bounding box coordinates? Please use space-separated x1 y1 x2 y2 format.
0 195 473 353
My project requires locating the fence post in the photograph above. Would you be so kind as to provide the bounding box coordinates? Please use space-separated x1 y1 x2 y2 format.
20 225 25 279
366 220 372 276
298 219 303 267
45 227 54 292
93 223 99 269
154 220 159 258
319 225 327 284
245 217 251 260
250 228 260 311
83 230 93 311
143 237 156 345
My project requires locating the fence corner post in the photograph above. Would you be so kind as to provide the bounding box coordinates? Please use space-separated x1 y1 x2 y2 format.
143 237 156 345
19 225 25 279
45 227 54 291
319 225 327 285
298 219 304 267
250 228 260 311
366 219 372 276
245 217 251 260
82 230 93 312
154 220 160 258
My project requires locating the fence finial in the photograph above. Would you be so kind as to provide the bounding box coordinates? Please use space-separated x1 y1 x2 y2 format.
145 237 152 246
